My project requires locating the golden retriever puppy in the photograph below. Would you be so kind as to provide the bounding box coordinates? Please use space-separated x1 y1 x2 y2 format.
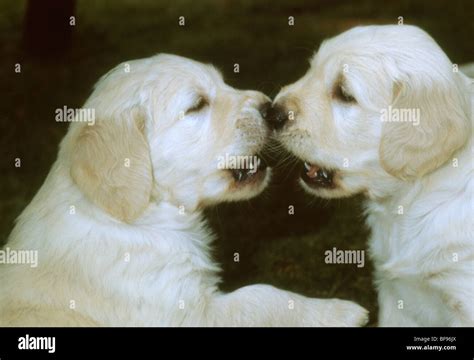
0 54 368 326
269 25 473 326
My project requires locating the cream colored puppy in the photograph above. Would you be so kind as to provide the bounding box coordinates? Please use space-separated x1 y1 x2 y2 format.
271 25 473 326
0 54 368 326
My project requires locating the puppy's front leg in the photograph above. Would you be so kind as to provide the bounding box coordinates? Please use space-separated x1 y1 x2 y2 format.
377 282 418 327
209 284 368 327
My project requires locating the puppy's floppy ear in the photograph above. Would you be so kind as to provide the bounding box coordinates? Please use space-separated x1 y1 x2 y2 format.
379 71 470 180
71 107 152 222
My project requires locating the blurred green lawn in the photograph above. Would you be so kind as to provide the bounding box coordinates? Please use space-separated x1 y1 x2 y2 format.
1 0 472 325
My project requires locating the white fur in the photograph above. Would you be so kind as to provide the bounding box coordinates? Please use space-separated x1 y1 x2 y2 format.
275 25 473 326
0 54 368 327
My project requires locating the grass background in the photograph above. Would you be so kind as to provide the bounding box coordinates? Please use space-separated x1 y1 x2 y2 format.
1 0 472 325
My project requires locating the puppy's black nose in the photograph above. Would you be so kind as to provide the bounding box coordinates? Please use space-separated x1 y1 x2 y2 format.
263 103 289 130
258 101 272 119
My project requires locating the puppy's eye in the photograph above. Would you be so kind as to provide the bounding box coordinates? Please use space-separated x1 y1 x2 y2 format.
186 97 209 114
334 84 356 104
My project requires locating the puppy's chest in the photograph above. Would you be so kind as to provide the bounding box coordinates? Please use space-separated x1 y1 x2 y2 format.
367 209 424 272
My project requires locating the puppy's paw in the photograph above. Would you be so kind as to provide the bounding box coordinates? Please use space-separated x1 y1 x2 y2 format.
318 299 369 327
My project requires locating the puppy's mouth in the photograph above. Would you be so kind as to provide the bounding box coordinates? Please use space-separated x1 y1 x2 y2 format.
228 156 268 185
301 161 335 189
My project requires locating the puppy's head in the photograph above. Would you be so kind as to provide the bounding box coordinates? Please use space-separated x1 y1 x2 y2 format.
270 25 471 199
67 54 271 222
